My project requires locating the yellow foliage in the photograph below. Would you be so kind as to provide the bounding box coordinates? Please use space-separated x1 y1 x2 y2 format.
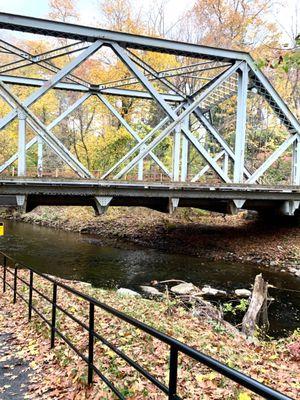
238 392 252 400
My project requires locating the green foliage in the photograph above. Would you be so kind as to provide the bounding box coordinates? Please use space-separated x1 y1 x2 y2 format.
92 126 133 173
223 299 249 316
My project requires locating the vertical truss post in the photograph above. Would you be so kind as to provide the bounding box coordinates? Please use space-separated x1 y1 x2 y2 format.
223 151 229 175
172 123 181 181
181 116 189 182
292 137 300 185
137 150 143 180
37 136 43 177
233 62 248 183
17 109 26 176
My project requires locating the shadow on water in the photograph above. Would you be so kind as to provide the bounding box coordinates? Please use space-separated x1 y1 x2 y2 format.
0 220 299 338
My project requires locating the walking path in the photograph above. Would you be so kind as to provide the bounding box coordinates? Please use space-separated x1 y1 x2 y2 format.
0 332 32 399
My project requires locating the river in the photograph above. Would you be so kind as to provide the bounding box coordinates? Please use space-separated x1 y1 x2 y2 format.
0 220 299 338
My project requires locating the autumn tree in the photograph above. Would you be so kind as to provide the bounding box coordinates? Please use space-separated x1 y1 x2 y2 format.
180 0 280 54
48 0 78 23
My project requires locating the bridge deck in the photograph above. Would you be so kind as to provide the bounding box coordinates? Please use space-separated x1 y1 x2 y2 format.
0 179 299 216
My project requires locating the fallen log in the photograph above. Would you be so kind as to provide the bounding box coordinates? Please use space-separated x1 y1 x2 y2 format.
242 274 269 337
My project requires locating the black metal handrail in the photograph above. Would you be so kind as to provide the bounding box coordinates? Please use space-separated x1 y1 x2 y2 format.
0 251 293 400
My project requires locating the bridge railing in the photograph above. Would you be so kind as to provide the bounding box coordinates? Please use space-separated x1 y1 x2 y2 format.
2 166 205 182
3 167 173 181
0 252 293 400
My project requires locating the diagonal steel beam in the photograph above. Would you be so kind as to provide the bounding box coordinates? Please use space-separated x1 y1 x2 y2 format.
188 105 251 179
247 62 300 134
0 81 92 178
100 61 228 90
246 134 297 183
0 40 103 131
191 150 225 182
0 93 91 173
96 94 171 177
101 104 183 179
0 39 90 87
127 50 185 97
126 51 235 185
113 63 242 181
111 42 241 182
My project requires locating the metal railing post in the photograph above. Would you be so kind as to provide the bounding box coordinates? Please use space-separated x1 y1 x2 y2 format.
168 345 178 399
13 265 17 304
3 255 6 293
28 270 33 321
88 302 95 385
50 282 57 348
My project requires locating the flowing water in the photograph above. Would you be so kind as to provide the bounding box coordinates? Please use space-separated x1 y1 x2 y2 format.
0 220 299 337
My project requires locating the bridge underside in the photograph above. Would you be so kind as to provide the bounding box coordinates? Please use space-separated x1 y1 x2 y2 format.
0 179 299 217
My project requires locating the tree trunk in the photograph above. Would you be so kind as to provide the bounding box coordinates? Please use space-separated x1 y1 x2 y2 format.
242 274 269 337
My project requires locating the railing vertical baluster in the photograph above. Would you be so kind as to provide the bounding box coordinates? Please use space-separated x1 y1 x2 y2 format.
13 265 17 304
88 302 95 385
28 270 33 321
168 345 178 399
50 283 57 348
3 255 6 293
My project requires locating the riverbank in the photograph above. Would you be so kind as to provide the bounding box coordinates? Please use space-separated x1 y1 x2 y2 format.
0 270 299 399
2 206 300 276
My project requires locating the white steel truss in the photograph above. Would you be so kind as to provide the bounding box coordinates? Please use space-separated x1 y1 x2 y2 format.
0 11 299 201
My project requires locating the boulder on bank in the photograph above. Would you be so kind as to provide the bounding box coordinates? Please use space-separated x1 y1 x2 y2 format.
235 288 252 298
170 282 196 295
140 286 163 297
117 288 141 297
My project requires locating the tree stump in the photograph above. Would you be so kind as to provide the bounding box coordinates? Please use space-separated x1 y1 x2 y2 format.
242 274 269 337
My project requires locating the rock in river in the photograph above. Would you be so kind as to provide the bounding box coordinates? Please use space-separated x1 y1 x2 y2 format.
170 282 196 295
201 285 227 297
235 288 252 298
140 286 163 297
117 288 141 297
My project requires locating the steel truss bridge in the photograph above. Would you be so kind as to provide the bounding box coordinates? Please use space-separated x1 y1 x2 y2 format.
0 13 299 216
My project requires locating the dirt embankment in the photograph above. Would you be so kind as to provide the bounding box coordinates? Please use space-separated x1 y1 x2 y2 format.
2 206 300 276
